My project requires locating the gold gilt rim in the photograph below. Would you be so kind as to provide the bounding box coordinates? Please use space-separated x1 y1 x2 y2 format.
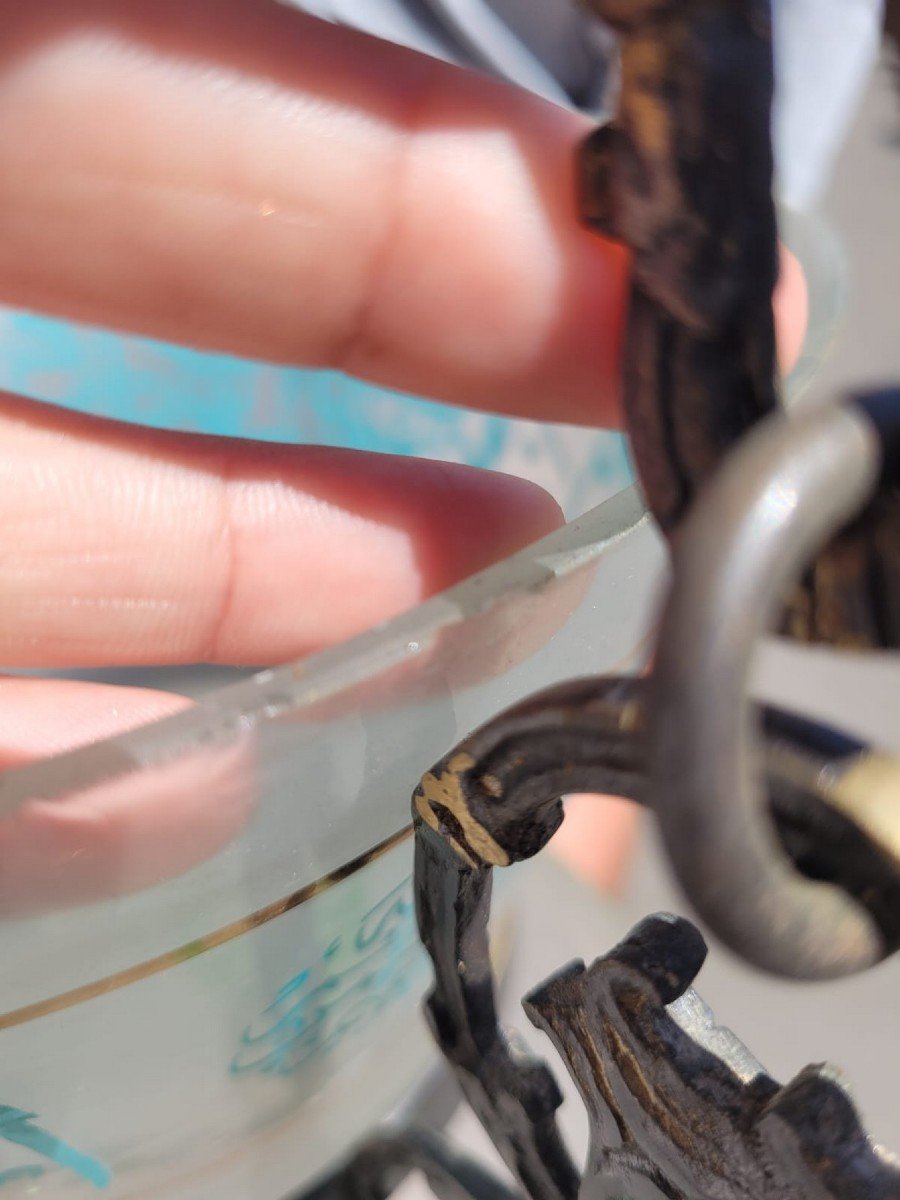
0 825 413 1033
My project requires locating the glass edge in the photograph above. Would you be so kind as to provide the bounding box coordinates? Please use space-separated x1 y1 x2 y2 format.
0 485 648 813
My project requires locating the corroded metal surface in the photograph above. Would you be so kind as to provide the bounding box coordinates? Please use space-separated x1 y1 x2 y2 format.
579 0 900 648
317 838 899 1199
389 409 900 1193
579 0 779 534
406 735 899 1193
528 915 900 1200
411 674 900 972
305 2 899 1194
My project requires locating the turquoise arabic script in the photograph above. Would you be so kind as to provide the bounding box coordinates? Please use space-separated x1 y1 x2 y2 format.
232 878 425 1077
0 1107 111 1189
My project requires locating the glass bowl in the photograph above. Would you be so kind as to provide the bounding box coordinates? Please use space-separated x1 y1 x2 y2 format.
0 207 840 1197
0 309 647 1199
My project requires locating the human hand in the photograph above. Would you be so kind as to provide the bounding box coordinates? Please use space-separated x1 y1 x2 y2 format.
0 0 806 907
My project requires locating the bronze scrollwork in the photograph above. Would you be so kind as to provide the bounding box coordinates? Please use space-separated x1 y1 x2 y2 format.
308 0 899 1193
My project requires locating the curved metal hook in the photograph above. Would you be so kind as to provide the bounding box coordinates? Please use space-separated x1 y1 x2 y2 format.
649 391 900 979
411 638 900 982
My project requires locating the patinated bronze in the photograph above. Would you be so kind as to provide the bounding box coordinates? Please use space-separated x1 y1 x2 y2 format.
307 1 899 1195
579 0 899 648
401 697 900 1196
315 889 900 1198
290 666 894 1195
579 0 780 533
410 656 900 978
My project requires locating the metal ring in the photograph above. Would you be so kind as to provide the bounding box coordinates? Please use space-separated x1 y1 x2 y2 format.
648 396 894 979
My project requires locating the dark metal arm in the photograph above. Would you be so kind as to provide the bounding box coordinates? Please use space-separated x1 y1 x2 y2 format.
304 1127 522 1200
578 0 900 649
411 801 899 1199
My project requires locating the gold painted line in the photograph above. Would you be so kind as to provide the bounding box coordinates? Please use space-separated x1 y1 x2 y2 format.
0 825 413 1033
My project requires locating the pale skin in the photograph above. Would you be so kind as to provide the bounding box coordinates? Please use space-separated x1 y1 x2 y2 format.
0 0 806 904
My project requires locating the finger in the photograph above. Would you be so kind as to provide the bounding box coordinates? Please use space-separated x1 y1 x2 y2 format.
0 1 804 427
0 0 624 424
774 244 808 378
0 678 253 913
0 393 562 667
548 794 640 895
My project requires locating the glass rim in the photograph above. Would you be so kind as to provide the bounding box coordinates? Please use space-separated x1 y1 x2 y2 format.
0 205 841 820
